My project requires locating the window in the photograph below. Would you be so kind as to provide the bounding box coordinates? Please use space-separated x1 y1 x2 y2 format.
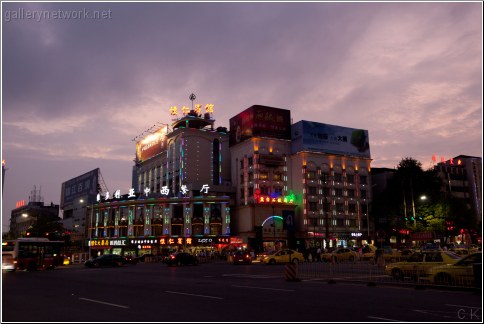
347 174 355 183
335 188 343 197
336 218 344 226
248 157 253 166
307 171 316 179
322 187 330 197
259 172 269 180
274 187 283 195
348 204 356 213
248 187 254 196
336 203 344 213
360 190 367 199
308 186 317 195
359 175 367 185
334 173 342 182
240 174 244 184
347 189 355 198
273 173 282 181
309 202 318 211
240 160 244 169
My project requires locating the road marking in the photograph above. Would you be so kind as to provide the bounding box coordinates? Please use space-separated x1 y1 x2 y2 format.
79 297 129 309
222 274 280 279
232 285 295 292
165 291 223 300
367 316 402 321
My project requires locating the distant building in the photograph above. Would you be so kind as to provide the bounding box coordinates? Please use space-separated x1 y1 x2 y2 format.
434 155 482 227
60 168 102 249
9 186 59 238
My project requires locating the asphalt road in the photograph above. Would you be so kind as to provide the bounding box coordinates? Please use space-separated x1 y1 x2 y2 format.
2 261 482 322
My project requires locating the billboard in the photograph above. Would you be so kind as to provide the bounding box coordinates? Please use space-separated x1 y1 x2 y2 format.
291 120 371 158
61 168 99 208
229 105 291 146
135 125 168 162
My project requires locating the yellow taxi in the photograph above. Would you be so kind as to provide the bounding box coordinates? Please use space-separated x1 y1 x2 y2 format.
262 249 304 265
322 248 359 263
385 250 461 281
428 252 482 286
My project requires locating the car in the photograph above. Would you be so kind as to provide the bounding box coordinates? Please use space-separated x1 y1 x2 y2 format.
2 252 16 272
232 250 252 265
428 252 482 286
385 251 461 281
262 249 303 265
164 252 199 266
84 254 128 268
322 248 359 263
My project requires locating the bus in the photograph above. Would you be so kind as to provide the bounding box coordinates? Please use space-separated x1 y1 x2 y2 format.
2 238 64 271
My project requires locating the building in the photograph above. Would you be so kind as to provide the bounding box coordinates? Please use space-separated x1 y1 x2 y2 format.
434 155 482 243
60 168 104 250
9 186 59 238
87 106 235 257
229 106 373 251
229 105 296 252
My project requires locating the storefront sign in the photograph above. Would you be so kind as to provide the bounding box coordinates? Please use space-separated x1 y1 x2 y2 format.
88 239 127 247
351 232 362 237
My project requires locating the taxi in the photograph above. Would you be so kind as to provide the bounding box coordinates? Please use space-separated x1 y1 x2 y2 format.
262 249 304 265
322 248 359 263
428 252 482 286
385 250 461 281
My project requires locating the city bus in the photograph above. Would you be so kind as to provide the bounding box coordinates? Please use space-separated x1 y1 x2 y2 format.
2 238 65 271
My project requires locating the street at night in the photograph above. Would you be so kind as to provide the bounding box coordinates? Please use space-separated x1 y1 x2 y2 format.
2 262 481 322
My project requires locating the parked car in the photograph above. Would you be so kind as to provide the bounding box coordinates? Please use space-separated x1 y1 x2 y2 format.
2 252 16 272
232 250 252 265
385 251 461 281
322 248 359 263
262 249 303 265
164 252 199 266
84 254 128 268
428 252 482 286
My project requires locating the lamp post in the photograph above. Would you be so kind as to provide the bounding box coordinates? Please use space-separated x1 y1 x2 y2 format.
271 204 276 251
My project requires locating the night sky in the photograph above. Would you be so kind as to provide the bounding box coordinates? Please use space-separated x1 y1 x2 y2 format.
2 2 482 232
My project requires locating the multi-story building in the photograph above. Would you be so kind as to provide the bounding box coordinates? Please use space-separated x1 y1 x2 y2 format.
230 106 373 251
230 105 296 252
9 186 59 238
290 120 372 249
87 108 234 257
60 168 102 250
434 155 482 236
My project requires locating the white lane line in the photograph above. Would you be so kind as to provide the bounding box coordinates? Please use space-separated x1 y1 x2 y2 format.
79 297 129 309
222 274 280 279
232 285 295 292
165 291 224 300
367 316 402 321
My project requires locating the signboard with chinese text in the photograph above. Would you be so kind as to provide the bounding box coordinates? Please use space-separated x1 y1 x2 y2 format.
61 168 99 208
291 120 371 158
229 105 291 146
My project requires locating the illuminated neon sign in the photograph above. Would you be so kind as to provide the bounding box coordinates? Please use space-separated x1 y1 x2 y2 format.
254 189 296 204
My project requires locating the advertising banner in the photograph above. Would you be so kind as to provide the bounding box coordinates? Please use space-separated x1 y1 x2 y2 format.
291 120 371 158
135 125 168 162
61 168 99 207
229 105 291 146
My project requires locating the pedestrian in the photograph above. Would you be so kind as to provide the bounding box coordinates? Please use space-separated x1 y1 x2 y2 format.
316 247 322 262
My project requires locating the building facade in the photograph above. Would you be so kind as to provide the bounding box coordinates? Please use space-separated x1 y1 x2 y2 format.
87 109 235 257
229 106 373 251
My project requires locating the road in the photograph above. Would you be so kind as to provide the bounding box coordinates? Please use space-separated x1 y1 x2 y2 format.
2 261 482 322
